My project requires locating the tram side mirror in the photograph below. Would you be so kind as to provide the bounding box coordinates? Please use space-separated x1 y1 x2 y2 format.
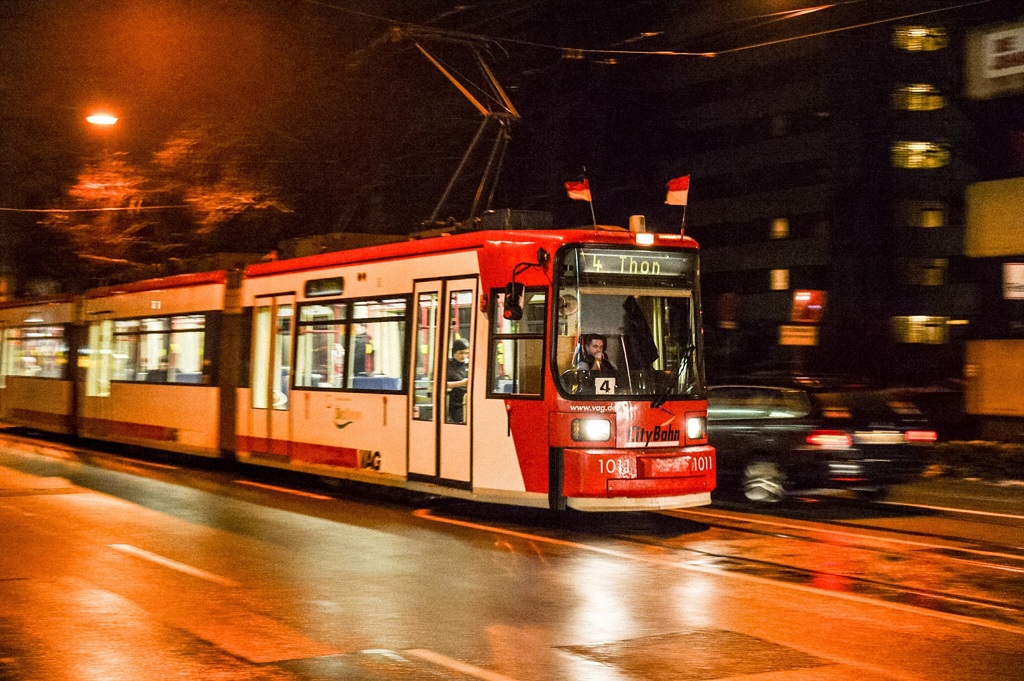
503 282 524 321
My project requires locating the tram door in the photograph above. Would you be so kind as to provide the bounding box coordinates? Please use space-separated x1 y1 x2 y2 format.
250 294 295 459
408 277 477 484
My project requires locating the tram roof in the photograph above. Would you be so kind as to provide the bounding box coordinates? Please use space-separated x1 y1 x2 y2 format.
6 228 697 305
0 295 76 311
244 228 698 279
85 270 228 298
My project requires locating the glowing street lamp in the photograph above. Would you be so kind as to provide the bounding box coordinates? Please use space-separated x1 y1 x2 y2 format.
84 112 120 158
86 113 119 126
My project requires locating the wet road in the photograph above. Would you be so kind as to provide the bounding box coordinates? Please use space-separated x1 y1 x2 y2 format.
1 434 1022 680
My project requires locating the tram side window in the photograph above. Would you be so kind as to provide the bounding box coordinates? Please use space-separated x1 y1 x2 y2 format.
168 315 206 383
86 320 113 396
295 302 347 388
112 320 138 381
109 315 207 384
139 318 170 381
1 326 68 380
347 298 407 391
489 289 546 397
293 297 408 392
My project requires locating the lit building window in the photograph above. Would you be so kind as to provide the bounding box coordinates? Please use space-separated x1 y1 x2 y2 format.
892 26 948 52
892 316 949 344
893 84 946 111
771 218 789 239
891 141 950 169
919 206 945 228
770 269 789 291
903 258 948 286
896 200 946 228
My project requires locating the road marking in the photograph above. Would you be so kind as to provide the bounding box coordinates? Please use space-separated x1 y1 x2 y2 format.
669 507 1024 564
406 648 522 681
234 480 332 500
413 508 1024 637
108 544 240 587
881 500 1024 521
360 648 408 661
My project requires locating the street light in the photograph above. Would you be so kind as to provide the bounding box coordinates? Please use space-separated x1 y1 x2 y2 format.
86 113 118 126
85 112 120 159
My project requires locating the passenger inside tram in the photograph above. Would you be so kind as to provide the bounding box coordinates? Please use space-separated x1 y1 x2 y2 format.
446 338 470 424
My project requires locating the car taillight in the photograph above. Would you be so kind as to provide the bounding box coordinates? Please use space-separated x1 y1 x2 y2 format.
806 430 853 448
904 430 937 443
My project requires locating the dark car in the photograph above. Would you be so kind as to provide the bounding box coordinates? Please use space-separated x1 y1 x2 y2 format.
707 378 937 503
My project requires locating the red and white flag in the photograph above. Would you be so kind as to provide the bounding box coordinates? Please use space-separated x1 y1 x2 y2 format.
665 175 690 206
565 179 592 202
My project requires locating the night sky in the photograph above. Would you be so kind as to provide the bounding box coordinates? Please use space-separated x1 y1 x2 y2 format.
1 0 1020 290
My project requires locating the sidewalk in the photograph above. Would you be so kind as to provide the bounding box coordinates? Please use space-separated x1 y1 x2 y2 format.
890 474 1024 515
925 440 1024 485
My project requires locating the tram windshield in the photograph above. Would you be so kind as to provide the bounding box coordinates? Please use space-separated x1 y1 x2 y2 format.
555 246 705 399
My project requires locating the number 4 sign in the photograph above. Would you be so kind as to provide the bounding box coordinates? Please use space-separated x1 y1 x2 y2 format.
596 377 616 395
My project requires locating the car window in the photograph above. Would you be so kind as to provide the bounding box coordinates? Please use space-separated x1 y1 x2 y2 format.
815 390 922 420
708 386 811 420
708 388 762 420
763 388 812 417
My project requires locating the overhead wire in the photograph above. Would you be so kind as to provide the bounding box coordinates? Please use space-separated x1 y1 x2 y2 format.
696 2 857 43
410 41 514 114
302 0 994 59
711 0 995 56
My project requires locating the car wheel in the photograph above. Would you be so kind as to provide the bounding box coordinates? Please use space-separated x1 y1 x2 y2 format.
854 486 890 502
742 460 787 503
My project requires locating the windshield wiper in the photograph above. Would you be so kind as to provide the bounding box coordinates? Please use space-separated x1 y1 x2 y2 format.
651 344 696 409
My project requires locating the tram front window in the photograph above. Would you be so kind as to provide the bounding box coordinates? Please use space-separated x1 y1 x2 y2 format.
555 246 704 399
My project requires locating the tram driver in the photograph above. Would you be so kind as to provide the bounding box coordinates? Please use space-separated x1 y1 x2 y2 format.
576 333 617 375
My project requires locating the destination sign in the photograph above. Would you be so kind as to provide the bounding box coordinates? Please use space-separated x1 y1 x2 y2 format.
305 276 344 298
578 249 692 278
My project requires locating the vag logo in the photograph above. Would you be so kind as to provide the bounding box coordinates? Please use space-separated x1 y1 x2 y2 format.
359 450 381 470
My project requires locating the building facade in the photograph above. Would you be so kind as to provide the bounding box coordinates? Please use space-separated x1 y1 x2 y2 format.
594 1 1024 404
962 18 1024 439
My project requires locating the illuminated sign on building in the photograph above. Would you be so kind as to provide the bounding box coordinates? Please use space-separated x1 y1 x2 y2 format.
985 26 1024 79
791 290 826 324
1004 263 1024 300
967 22 1024 100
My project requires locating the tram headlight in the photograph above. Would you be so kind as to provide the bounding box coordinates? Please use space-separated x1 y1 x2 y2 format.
571 418 612 442
686 415 706 441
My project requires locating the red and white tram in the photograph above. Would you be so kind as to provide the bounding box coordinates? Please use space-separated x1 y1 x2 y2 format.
0 296 77 434
0 221 716 511
78 272 231 457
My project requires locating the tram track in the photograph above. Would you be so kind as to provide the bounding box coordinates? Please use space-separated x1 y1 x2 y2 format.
414 505 1024 636
410 493 1024 633
641 504 1024 630
663 503 1024 566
